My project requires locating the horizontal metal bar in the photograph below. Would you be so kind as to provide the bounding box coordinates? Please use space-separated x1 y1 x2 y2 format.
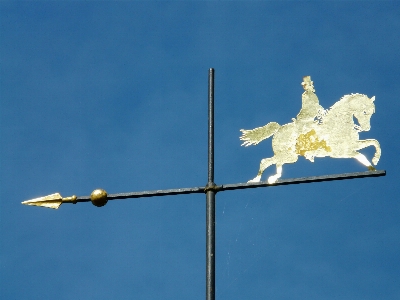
76 170 385 202
76 186 205 202
219 170 386 192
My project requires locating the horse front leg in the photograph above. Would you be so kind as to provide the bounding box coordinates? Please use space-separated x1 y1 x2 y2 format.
353 152 376 171
248 156 276 183
356 139 381 165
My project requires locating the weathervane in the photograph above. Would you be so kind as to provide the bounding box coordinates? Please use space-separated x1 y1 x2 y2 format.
22 69 385 300
240 75 381 184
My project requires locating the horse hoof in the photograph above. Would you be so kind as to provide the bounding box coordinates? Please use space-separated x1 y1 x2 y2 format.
372 157 379 165
268 176 279 184
248 176 261 183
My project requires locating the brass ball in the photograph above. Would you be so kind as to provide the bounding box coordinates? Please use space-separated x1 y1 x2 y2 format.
90 189 108 207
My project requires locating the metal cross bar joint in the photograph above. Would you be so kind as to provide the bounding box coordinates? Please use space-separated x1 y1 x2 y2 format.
204 182 219 194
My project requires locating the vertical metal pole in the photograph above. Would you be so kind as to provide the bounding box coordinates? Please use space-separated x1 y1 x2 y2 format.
206 68 216 300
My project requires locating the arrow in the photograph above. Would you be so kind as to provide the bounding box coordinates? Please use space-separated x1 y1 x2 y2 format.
21 193 77 209
21 170 386 209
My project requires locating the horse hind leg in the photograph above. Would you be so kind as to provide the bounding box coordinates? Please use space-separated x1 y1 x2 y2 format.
267 163 283 184
248 157 276 183
267 151 299 184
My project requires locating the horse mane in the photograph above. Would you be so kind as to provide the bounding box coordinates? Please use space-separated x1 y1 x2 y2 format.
324 93 367 117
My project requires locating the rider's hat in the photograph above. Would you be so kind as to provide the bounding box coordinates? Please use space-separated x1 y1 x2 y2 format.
302 76 315 92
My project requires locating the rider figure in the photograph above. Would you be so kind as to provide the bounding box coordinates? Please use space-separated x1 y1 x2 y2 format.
294 76 325 133
293 76 327 162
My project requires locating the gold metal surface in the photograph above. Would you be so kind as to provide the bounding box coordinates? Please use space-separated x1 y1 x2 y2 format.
240 76 381 184
62 195 78 204
90 189 108 207
21 193 77 209
295 129 331 158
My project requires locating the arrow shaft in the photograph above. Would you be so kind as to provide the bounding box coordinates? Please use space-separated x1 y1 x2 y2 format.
72 170 385 202
76 186 205 202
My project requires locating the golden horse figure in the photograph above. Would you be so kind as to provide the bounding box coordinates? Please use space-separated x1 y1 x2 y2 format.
240 77 381 184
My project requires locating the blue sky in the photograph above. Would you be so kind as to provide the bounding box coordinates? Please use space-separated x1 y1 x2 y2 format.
1 2 399 299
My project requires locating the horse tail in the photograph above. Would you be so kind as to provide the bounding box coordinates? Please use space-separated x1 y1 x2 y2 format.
240 122 281 147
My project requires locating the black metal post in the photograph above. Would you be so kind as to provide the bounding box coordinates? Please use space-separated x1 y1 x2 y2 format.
206 68 216 300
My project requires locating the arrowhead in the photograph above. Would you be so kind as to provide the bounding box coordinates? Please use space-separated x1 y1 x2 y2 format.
21 193 63 209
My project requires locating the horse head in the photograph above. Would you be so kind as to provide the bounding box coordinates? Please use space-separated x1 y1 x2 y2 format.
350 94 375 132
